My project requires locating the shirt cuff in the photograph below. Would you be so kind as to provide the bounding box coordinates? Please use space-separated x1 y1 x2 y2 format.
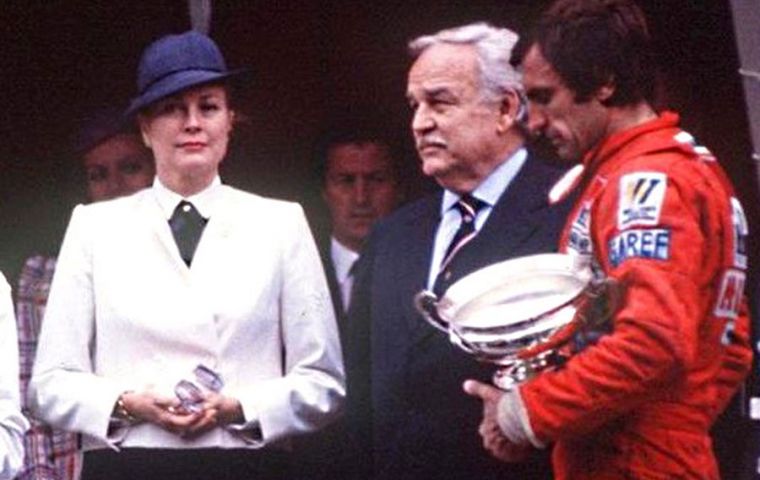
225 406 263 446
496 388 546 449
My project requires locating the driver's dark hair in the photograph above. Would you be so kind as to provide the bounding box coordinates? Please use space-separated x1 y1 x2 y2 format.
511 0 656 106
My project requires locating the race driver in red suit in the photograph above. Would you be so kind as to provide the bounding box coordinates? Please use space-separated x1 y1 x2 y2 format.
463 1 753 479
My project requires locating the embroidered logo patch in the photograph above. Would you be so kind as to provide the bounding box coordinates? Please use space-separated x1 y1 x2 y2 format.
607 228 670 267
730 197 748 269
568 202 593 254
714 268 745 319
617 172 667 229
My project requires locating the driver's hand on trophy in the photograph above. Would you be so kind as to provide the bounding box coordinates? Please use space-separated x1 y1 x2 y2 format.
463 379 532 463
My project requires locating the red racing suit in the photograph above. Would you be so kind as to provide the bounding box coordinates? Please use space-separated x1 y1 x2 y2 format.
518 112 752 479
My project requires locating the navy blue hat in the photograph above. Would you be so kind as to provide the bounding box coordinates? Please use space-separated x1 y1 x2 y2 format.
126 30 244 116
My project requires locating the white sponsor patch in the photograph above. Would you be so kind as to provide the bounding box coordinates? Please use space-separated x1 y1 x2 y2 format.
730 197 748 269
714 268 745 319
617 172 667 229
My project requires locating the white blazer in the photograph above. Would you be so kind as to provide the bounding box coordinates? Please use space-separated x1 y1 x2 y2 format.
29 184 345 451
0 272 28 479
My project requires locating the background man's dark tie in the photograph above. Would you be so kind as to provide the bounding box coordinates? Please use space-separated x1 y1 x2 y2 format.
433 194 486 296
169 200 208 266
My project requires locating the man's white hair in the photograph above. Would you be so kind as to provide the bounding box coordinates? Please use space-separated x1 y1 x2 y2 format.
409 22 523 103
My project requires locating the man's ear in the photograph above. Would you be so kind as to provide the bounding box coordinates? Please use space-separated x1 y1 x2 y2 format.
596 78 616 104
496 89 522 134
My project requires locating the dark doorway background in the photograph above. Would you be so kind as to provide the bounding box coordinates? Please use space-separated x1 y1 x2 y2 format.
0 1 757 478
0 1 755 277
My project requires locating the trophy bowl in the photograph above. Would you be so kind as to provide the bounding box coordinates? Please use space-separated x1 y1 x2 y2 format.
415 253 617 389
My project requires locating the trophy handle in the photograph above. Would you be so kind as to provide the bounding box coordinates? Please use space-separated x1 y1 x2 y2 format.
414 290 449 333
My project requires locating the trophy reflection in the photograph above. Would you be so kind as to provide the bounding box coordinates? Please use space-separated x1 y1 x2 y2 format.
415 253 621 390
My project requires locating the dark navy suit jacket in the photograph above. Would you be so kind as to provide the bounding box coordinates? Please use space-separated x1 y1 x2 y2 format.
345 153 574 480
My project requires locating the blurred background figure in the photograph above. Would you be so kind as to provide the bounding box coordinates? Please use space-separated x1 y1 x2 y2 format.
77 108 156 203
1 272 28 480
29 30 343 480
294 116 405 480
316 116 405 324
14 108 153 480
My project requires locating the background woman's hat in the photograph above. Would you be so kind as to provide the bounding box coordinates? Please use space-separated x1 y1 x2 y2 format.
126 30 246 116
74 106 132 155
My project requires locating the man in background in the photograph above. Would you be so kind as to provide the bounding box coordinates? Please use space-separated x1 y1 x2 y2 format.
317 121 404 323
295 121 404 480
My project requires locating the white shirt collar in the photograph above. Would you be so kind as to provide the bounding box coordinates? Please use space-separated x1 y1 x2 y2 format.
152 176 223 220
330 236 360 284
440 147 527 215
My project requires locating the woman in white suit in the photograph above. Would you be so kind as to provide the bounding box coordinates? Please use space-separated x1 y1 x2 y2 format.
29 31 344 480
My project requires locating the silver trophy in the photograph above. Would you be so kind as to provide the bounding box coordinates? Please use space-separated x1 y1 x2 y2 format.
415 253 620 389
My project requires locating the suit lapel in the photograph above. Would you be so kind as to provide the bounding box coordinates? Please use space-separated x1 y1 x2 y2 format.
403 196 442 339
190 188 235 274
469 155 546 258
140 191 191 273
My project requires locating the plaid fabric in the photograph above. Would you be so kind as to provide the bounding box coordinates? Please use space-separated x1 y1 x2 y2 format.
15 256 81 480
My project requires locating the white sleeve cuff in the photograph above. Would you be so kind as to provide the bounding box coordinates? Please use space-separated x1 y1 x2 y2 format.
225 405 263 446
496 388 545 449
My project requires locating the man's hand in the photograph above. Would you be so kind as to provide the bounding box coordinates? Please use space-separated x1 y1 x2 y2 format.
463 379 533 463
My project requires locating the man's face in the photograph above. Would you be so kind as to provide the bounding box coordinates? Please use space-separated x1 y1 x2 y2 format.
406 43 505 193
83 133 155 202
322 142 400 251
522 45 608 162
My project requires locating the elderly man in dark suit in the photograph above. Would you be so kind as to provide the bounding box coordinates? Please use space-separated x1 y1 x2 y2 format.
345 22 572 480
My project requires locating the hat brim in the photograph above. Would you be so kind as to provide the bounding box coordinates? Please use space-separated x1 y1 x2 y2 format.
125 68 248 117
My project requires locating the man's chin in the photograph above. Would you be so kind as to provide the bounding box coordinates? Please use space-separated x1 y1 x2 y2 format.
420 157 448 178
555 146 581 163
347 223 372 238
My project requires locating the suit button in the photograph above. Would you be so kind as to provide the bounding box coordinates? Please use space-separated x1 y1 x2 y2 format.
444 270 452 280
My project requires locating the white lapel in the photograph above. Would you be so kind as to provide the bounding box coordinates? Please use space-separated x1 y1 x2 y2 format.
188 186 235 275
138 191 191 274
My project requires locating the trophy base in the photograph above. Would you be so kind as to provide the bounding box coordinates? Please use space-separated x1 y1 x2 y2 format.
491 351 566 390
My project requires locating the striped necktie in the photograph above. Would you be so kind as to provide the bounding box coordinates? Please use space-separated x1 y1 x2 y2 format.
433 194 486 296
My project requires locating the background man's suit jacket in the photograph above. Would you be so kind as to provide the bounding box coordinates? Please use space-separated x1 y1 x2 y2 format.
30 185 345 451
346 154 574 480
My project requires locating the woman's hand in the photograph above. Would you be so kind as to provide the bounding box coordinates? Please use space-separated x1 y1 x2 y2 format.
182 392 245 438
119 391 203 436
117 390 244 438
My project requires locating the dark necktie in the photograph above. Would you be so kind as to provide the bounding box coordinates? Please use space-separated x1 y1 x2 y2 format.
433 194 486 296
169 200 208 266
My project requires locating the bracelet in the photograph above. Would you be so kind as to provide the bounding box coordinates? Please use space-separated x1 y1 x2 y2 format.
115 392 139 424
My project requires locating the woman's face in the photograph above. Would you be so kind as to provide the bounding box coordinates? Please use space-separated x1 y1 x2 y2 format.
83 133 154 202
139 84 234 195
